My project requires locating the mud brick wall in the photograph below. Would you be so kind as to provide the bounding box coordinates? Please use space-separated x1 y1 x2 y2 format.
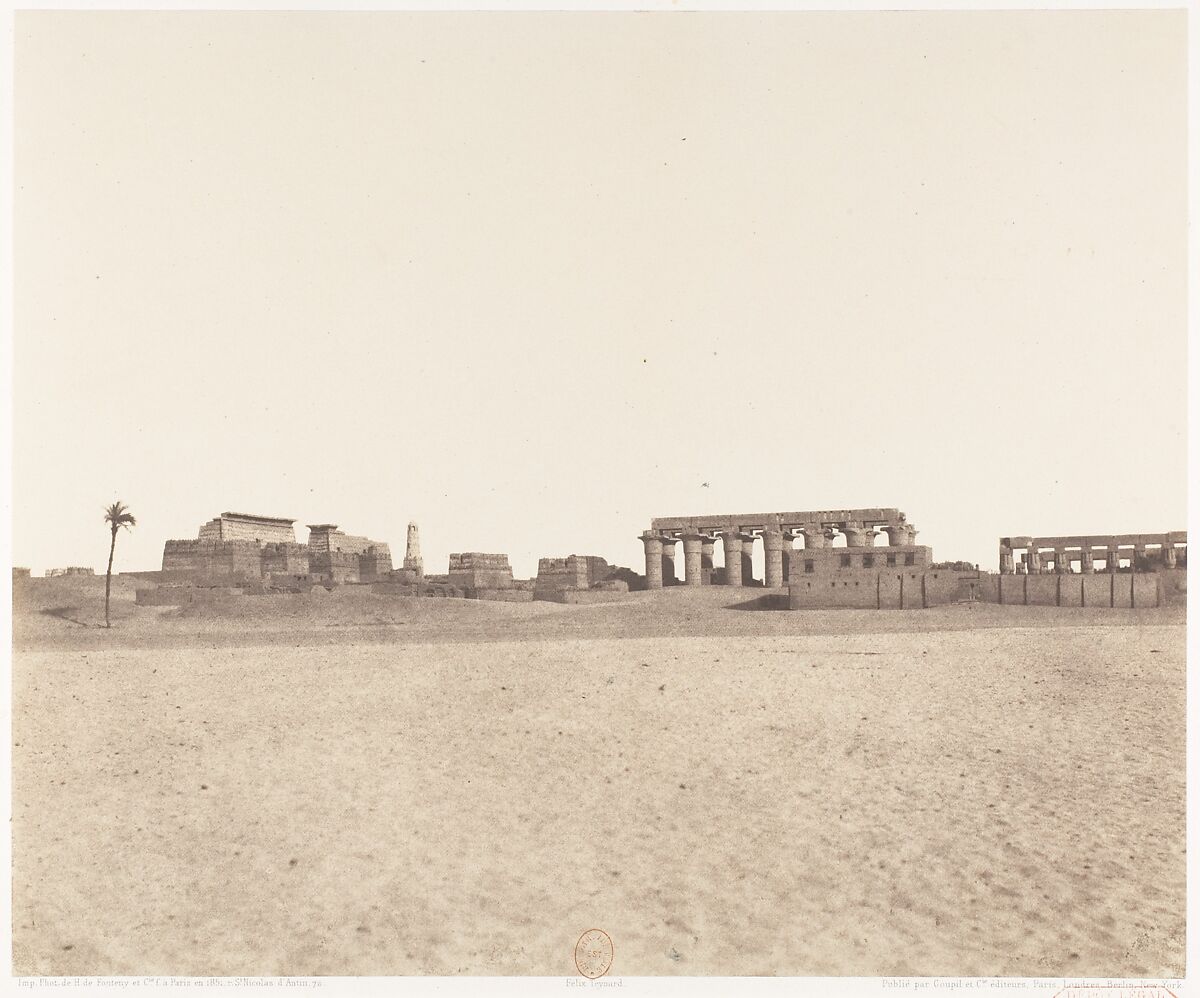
136 586 244 606
787 546 932 583
448 553 514 590
534 555 613 598
261 543 310 576
371 581 421 597
358 547 394 582
162 540 264 581
789 571 879 609
790 569 981 610
310 550 361 584
468 588 533 602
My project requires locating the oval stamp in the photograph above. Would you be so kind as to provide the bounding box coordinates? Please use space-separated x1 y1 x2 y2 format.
574 928 614 979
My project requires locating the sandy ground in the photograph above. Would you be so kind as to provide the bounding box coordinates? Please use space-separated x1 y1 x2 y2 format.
10 578 1186 977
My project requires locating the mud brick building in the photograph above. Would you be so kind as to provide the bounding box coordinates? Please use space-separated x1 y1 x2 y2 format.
533 555 618 601
161 512 391 586
447 553 514 590
306 524 393 584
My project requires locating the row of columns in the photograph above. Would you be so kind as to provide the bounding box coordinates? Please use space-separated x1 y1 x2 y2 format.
640 521 919 589
1000 544 1184 574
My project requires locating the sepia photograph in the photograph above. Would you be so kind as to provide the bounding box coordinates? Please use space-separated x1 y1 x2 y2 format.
3 3 1193 995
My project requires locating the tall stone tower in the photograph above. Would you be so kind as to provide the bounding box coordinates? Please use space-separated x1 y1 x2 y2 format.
403 521 423 578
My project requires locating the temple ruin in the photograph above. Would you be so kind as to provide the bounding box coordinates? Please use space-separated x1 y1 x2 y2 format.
645 509 1186 610
116 504 1187 612
161 512 392 585
641 508 918 589
532 555 630 602
999 533 1187 574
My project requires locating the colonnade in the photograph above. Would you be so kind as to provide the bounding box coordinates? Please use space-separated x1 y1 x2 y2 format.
1000 543 1186 574
639 519 919 589
999 533 1187 575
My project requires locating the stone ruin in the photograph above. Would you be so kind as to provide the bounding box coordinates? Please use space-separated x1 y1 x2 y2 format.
533 555 630 602
427 553 531 601
123 503 1187 614
157 512 394 588
646 507 1187 610
998 533 1187 575
306 524 393 584
44 566 95 577
642 508 920 590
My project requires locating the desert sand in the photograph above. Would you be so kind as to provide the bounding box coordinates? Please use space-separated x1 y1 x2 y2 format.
10 576 1186 977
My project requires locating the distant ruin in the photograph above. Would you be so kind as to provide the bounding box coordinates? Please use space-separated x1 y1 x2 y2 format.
403 522 423 578
44 566 95 578
533 555 630 602
644 508 1186 610
160 512 393 586
87 503 1183 612
642 508 918 589
999 533 1187 574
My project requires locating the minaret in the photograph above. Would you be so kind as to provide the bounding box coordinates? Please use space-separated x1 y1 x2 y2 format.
403 522 423 578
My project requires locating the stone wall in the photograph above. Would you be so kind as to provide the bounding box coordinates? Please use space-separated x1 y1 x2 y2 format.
44 567 95 577
307 525 389 557
198 514 296 545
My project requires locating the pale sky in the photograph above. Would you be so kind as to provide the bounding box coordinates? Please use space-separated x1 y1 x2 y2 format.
12 10 1187 579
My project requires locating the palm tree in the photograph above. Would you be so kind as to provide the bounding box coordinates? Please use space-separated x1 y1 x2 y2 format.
103 501 136 628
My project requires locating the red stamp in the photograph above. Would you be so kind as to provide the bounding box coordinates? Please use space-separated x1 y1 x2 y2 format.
574 928 614 979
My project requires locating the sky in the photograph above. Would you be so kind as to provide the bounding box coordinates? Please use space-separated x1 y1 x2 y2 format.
11 10 1188 580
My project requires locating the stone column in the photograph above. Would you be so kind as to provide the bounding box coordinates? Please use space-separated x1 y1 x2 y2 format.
842 521 869 548
763 530 784 588
904 525 919 546
1080 548 1094 573
1028 549 1043 574
999 545 1015 575
640 532 664 589
884 523 907 546
1107 547 1120 572
1056 549 1071 574
800 525 829 549
700 537 716 585
682 534 704 587
721 531 743 586
740 533 757 586
661 537 677 585
781 533 794 584
1164 545 1177 569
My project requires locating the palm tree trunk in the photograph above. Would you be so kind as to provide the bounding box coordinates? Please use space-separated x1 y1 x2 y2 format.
105 528 117 628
